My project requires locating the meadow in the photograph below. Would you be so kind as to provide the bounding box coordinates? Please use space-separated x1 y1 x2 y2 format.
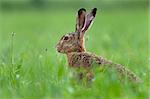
0 8 149 99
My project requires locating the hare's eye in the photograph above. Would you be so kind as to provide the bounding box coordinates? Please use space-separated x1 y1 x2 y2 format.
64 36 69 40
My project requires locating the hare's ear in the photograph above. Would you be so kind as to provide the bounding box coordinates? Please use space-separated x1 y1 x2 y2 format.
81 8 97 33
75 8 86 32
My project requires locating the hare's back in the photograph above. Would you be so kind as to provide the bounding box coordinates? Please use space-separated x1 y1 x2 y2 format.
68 52 105 68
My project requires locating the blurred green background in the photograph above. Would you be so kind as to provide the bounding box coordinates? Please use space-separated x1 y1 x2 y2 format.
0 0 149 99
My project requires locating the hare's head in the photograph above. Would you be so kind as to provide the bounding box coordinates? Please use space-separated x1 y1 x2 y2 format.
56 8 97 54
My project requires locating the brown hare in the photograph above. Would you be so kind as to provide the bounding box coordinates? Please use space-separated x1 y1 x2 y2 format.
56 8 142 83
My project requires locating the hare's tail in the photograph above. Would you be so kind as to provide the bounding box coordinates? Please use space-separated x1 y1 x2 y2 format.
103 60 142 83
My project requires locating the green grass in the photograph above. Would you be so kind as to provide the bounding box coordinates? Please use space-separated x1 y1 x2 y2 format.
0 8 149 99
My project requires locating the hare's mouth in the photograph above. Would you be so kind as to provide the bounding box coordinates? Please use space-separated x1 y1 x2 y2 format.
57 48 61 53
56 46 61 52
56 44 62 53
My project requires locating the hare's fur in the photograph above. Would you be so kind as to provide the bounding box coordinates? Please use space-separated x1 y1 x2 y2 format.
56 8 142 83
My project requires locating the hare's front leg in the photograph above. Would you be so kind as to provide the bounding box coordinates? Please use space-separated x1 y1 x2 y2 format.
86 71 94 81
77 71 94 81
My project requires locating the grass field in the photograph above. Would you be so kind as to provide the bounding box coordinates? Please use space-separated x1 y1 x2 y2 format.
0 8 149 99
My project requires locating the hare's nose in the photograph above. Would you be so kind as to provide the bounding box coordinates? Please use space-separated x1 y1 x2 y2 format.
57 49 61 52
55 45 61 52
57 47 61 53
